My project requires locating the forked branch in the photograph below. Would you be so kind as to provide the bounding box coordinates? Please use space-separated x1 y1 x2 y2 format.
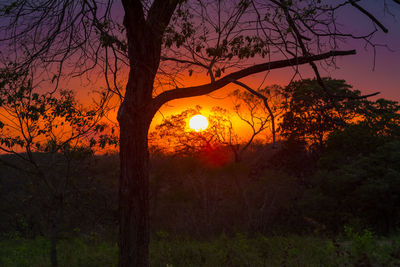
232 80 277 148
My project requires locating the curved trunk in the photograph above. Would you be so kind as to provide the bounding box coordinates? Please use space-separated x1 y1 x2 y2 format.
118 108 152 267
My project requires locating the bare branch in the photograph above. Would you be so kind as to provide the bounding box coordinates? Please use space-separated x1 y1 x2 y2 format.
232 80 277 147
349 0 388 33
153 50 356 112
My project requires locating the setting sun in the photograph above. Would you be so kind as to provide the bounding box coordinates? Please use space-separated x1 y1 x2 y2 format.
189 114 209 132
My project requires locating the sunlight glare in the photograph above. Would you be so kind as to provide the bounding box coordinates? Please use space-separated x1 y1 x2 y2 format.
189 114 209 132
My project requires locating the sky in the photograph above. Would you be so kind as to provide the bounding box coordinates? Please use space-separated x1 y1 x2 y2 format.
149 0 400 138
3 0 399 141
54 1 400 130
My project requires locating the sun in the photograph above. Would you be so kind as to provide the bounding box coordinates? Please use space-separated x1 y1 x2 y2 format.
189 114 209 132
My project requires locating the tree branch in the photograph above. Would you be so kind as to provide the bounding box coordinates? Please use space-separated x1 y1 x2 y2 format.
232 80 277 147
152 50 356 112
121 0 145 30
147 0 180 35
161 56 209 69
349 0 388 33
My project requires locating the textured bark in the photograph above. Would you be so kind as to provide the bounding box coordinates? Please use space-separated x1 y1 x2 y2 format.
119 1 179 265
118 110 151 267
49 196 63 267
117 59 155 266
50 224 58 267
117 36 156 265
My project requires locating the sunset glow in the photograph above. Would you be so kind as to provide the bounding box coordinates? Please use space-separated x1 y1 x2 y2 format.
189 115 209 132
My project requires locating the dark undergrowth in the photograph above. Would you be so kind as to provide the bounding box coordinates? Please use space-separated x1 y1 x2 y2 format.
1 229 400 267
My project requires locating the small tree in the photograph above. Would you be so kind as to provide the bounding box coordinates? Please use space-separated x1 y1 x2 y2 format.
0 67 117 267
150 103 279 162
150 106 236 163
232 84 285 149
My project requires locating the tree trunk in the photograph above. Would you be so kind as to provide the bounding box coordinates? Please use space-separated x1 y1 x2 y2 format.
270 112 276 148
50 223 58 267
118 103 152 267
49 195 63 267
117 2 183 265
117 22 161 264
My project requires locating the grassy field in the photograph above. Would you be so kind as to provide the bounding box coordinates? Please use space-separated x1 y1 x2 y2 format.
1 230 400 266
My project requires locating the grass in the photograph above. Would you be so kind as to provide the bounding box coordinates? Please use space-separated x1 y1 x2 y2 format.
1 231 400 266
0 234 117 267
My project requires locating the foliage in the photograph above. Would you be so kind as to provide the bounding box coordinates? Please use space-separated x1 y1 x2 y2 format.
359 98 400 137
268 136 316 178
279 78 400 153
150 106 212 154
0 153 119 237
232 88 271 134
2 233 400 266
0 67 117 155
245 169 303 233
0 66 118 265
276 87 400 234
301 138 400 233
279 78 365 149
0 235 118 267
344 226 376 258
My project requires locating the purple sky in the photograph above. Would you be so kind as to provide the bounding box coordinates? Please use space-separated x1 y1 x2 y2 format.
327 0 400 100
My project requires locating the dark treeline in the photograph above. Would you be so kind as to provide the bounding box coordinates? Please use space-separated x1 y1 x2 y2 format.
1 78 400 241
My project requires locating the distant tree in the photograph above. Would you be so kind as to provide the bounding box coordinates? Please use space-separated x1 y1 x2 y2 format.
150 106 211 154
301 98 400 233
0 67 117 267
358 98 400 137
232 84 284 149
302 140 400 233
279 78 365 150
1 0 398 265
150 103 278 162
319 97 400 169
150 106 237 164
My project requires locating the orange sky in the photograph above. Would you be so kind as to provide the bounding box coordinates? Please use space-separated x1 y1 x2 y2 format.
49 1 400 142
60 44 400 143
149 49 400 140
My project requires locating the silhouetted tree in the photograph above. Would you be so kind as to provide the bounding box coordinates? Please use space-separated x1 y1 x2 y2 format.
150 106 236 164
279 78 365 150
232 84 284 149
300 96 400 233
150 104 277 163
0 67 116 267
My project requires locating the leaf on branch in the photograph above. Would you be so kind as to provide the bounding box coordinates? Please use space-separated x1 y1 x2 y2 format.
215 68 222 78
2 1 17 15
